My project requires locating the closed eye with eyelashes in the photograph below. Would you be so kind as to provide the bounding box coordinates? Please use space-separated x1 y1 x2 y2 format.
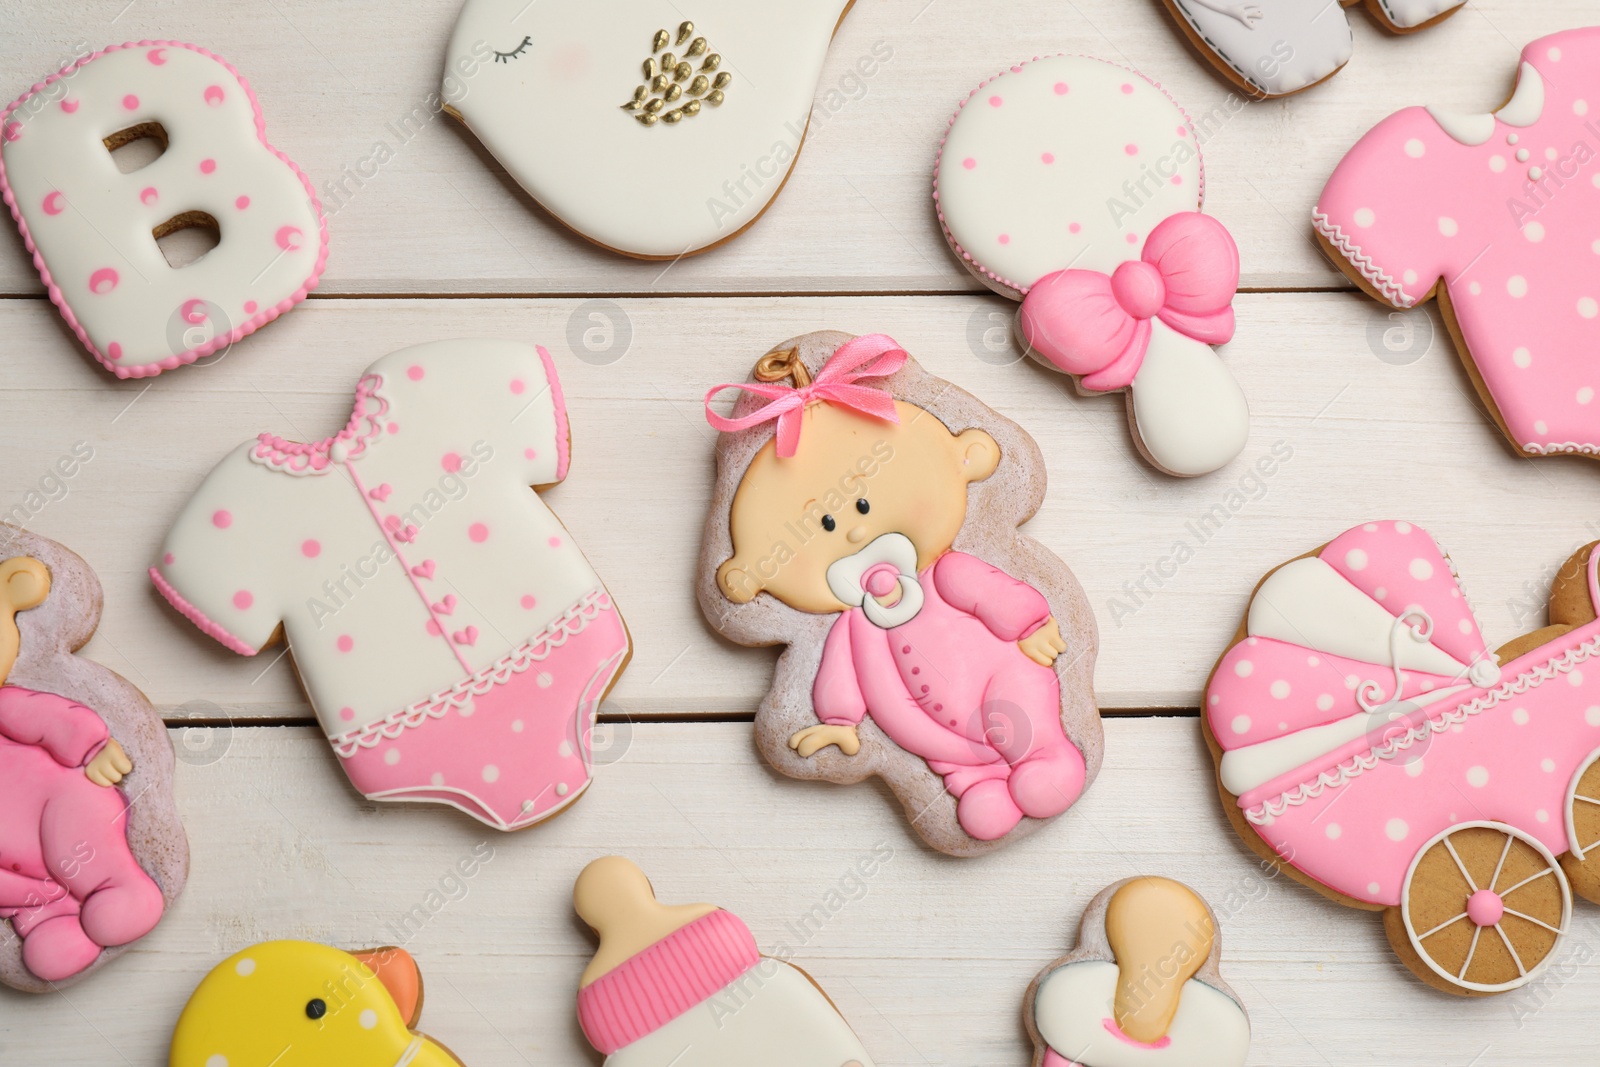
493 36 531 63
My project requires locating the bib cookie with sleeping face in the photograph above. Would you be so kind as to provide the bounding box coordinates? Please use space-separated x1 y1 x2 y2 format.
934 55 1250 477
1026 878 1250 1067
697 331 1102 857
1160 0 1465 99
441 1 854 258
0 41 326 377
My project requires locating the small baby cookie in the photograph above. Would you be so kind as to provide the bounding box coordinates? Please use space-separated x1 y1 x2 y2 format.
934 55 1249 477
0 41 326 378
1161 0 1464 99
697 331 1101 856
0 524 186 991
441 1 853 258
1203 520 1600 995
170 942 466 1067
1316 29 1600 463
1026 877 1250 1067
575 856 875 1067
151 340 630 831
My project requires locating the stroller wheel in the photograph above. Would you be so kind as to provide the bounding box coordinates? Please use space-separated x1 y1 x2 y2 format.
1393 822 1571 994
1561 746 1600 904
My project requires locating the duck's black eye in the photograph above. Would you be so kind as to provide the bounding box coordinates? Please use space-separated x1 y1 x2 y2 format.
855 498 870 514
821 514 836 532
306 998 328 1020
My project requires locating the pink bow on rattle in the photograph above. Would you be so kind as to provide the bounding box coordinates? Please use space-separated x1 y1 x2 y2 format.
1018 212 1239 392
704 333 907 457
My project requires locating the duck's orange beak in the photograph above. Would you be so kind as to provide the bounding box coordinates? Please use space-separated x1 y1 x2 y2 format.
351 946 423 1026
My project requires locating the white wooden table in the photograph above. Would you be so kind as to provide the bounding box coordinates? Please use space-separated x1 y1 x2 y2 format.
3 1 1599 1063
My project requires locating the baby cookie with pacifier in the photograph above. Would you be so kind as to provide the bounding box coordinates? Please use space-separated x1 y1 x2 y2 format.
1026 877 1250 1067
934 55 1250 477
0 525 186 991
697 331 1102 856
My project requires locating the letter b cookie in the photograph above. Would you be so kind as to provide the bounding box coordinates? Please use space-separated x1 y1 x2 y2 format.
0 41 326 377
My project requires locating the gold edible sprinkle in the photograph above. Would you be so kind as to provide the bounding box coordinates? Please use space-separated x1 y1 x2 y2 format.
643 58 657 79
701 53 720 72
652 29 669 50
686 37 706 57
638 112 658 126
676 21 693 44
650 73 668 91
674 62 692 81
664 83 682 102
707 89 725 106
663 109 684 123
683 99 701 116
688 75 708 95
712 72 731 90
644 98 664 113
662 52 676 70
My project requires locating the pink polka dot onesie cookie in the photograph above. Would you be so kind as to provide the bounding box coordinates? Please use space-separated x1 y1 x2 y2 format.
0 525 187 992
1316 29 1600 463
0 41 326 378
151 340 630 831
697 331 1101 857
935 56 1250 477
1205 520 1600 995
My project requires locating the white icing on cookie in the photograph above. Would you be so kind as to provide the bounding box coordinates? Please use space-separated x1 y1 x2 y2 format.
1034 960 1250 1067
0 41 325 378
443 0 853 258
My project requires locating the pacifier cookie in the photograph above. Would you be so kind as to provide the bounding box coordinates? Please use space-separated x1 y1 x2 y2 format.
0 41 326 378
1316 29 1600 464
1204 520 1600 995
574 856 876 1066
170 942 466 1067
0 524 187 992
697 331 1102 856
441 1 854 258
1026 877 1250 1067
934 55 1250 476
1160 0 1464 99
151 339 630 830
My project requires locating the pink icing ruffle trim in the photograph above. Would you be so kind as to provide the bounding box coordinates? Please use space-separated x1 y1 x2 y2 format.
250 373 389 474
537 344 571 482
0 40 330 379
148 565 258 656
576 909 759 1054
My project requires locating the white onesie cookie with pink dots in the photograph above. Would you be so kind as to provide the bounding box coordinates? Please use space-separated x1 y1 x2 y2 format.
150 340 631 830
934 55 1250 477
0 41 326 378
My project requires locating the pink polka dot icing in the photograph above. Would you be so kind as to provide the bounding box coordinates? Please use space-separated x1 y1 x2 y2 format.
989 95 1003 107
548 536 562 548
408 365 425 381
469 523 489 543
212 509 232 529
204 84 224 106
301 539 321 558
509 378 525 394
963 157 976 169
1041 152 1054 164
89 268 119 294
1053 82 1068 94
339 706 355 722
122 94 139 110
59 99 78 114
336 635 354 652
233 590 253 609
442 452 463 473
520 595 537 609
140 186 159 205
199 158 216 174
107 342 123 360
235 195 250 209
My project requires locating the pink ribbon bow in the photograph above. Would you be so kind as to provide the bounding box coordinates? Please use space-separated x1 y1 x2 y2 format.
704 333 907 457
1017 212 1239 392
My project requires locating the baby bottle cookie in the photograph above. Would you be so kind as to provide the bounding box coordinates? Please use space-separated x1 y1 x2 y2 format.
1026 878 1250 1067
697 331 1101 856
441 1 855 258
151 340 630 830
0 41 326 377
1204 520 1600 994
170 942 466 1066
934 55 1249 477
0 524 186 991
575 856 875 1066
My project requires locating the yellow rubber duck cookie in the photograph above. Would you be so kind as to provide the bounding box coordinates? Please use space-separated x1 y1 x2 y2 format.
169 941 465 1067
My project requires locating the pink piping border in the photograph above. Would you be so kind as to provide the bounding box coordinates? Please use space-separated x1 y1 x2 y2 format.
931 53 1208 297
0 40 330 379
537 344 571 481
148 565 258 656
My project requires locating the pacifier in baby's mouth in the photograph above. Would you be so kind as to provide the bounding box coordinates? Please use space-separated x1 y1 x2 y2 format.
825 533 925 628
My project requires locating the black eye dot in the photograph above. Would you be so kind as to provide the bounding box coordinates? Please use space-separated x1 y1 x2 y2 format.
821 514 836 532
855 498 870 514
305 998 327 1020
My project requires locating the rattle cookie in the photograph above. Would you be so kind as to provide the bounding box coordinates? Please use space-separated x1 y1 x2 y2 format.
441 1 855 258
1161 0 1464 99
1026 878 1250 1067
697 331 1101 856
1203 520 1600 995
934 55 1249 476
170 942 466 1067
151 340 630 830
0 524 186 991
575 856 875 1066
0 41 326 378
1317 29 1600 463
